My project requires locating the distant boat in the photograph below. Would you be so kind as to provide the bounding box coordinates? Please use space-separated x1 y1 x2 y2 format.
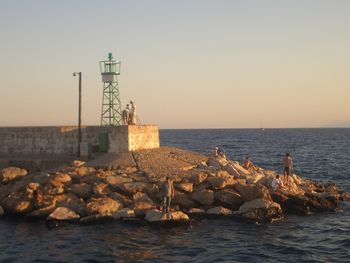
261 128 265 131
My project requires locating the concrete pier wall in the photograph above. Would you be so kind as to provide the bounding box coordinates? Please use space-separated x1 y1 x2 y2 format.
0 125 159 156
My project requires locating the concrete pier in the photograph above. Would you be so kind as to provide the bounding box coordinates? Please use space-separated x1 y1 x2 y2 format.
0 125 160 157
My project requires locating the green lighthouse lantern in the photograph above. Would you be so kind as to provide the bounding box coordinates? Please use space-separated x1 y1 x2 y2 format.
99 52 122 126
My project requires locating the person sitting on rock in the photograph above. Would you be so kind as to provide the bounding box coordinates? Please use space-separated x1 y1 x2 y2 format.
214 146 226 159
243 156 260 172
271 174 284 191
162 176 174 213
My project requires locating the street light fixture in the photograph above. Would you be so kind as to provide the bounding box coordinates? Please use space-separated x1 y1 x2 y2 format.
73 72 82 157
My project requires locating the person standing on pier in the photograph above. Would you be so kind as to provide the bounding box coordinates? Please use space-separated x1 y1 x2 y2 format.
282 153 293 185
162 176 174 213
129 100 137 125
122 104 130 125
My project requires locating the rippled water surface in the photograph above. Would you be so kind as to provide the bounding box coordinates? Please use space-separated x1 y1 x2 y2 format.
1 128 350 262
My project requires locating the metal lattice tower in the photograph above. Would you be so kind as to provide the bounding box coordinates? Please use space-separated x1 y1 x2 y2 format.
99 53 122 126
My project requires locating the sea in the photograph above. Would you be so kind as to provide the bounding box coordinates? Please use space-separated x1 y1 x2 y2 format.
1 128 349 263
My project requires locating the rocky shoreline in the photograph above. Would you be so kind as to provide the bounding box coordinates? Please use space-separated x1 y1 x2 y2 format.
0 147 349 226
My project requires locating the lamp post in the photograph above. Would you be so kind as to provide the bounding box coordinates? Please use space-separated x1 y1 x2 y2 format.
73 72 82 157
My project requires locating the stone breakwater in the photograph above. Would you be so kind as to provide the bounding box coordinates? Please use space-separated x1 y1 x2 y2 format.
0 147 349 225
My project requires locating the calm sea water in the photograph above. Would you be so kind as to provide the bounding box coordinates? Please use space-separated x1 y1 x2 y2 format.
1 128 350 263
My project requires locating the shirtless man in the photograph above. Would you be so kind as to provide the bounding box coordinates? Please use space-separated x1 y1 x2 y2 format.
282 153 293 185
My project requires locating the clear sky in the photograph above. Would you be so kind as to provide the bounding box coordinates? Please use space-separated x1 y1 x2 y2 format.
0 0 349 128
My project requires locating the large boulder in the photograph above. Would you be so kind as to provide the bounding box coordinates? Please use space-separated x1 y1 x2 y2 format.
53 193 86 216
133 192 154 204
119 182 149 196
236 198 284 223
93 183 111 197
108 192 133 207
49 173 72 187
191 190 214 206
144 209 189 223
207 206 233 216
175 182 193 193
26 203 56 219
80 214 113 225
191 172 208 185
1 192 33 214
246 173 264 184
214 189 243 210
172 191 196 210
67 183 92 199
133 201 154 217
233 183 271 203
86 197 122 215
207 176 236 190
231 162 250 177
1 167 27 183
207 157 229 169
224 164 240 177
112 208 135 220
104 175 133 187
47 207 80 221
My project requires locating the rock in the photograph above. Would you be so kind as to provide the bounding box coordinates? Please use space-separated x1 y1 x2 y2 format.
191 190 214 206
93 183 111 196
26 203 56 219
172 191 196 209
80 214 113 225
86 197 122 215
67 183 92 199
74 166 90 176
47 207 80 221
0 205 4 217
207 206 233 216
224 164 240 177
234 183 271 203
207 176 236 190
1 192 33 214
144 209 189 223
49 173 72 186
133 201 154 217
73 160 86 167
108 192 133 207
112 208 135 220
175 182 193 193
246 173 264 184
1 167 27 183
214 189 243 210
133 192 154 204
188 208 205 214
51 193 86 216
105 175 133 186
119 182 148 195
191 172 208 185
197 161 208 169
207 157 228 169
231 162 250 177
236 198 283 223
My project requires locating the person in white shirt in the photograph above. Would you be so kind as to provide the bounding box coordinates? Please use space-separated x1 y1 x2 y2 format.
129 100 137 125
271 174 284 190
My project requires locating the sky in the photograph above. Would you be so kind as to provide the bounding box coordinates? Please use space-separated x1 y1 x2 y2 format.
0 0 349 129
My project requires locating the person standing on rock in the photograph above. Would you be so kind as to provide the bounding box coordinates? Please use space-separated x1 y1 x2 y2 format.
129 100 137 125
122 104 130 125
162 176 174 213
282 153 293 185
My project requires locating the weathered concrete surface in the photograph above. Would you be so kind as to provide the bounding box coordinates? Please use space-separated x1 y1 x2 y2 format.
0 125 159 156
